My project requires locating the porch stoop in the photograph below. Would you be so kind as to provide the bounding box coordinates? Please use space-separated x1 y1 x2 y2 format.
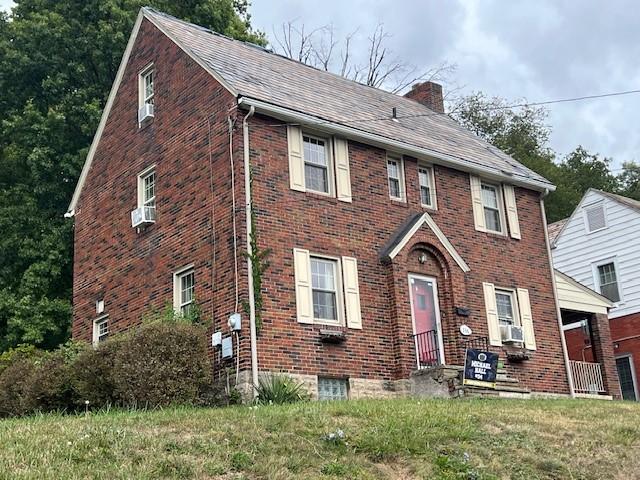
410 365 531 399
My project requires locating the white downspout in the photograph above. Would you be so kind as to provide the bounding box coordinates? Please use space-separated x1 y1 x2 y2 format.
243 106 258 397
540 193 576 397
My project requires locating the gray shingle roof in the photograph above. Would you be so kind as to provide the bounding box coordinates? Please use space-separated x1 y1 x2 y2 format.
144 8 553 189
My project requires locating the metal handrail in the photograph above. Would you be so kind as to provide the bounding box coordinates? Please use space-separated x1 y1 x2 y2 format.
412 329 441 368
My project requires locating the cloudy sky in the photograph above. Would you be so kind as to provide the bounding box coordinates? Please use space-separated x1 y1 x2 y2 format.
2 0 638 169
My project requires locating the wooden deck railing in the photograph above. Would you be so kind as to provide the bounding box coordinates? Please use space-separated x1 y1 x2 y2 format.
570 360 605 394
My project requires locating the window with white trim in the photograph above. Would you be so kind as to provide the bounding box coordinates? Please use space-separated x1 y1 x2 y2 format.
174 267 195 316
318 377 348 400
93 316 109 346
139 66 154 107
495 289 519 326
387 156 405 201
418 164 436 208
481 182 504 233
596 262 620 302
303 134 331 194
311 257 341 324
137 167 156 208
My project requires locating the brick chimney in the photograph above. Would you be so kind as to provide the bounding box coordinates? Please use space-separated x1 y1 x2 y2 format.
404 81 444 113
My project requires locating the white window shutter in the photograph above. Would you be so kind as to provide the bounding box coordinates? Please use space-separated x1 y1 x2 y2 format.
293 248 313 323
517 288 536 350
287 125 305 192
341 256 362 329
333 138 352 203
503 184 521 240
483 282 502 346
470 175 486 232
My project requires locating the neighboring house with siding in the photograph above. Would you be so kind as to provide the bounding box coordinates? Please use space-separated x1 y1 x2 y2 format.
551 188 640 400
67 8 576 400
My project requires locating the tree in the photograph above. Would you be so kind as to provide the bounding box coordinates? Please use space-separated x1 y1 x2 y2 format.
272 20 456 94
617 161 640 201
0 0 263 352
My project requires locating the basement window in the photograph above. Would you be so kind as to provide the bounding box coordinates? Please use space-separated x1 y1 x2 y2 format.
318 377 348 400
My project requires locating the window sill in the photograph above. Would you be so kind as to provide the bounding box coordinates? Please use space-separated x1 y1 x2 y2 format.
421 204 437 212
138 118 154 130
304 190 340 204
389 197 408 206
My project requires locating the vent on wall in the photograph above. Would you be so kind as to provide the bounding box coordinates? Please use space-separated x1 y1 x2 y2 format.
585 203 606 232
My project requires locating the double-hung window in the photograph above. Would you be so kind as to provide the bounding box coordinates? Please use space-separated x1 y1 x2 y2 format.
596 261 620 302
495 289 518 326
140 67 154 106
481 182 503 233
387 156 405 201
418 164 436 208
139 168 156 208
93 316 109 347
174 267 195 316
311 257 340 324
303 135 330 194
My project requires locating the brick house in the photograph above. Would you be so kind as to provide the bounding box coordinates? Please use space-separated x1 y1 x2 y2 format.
551 189 640 400
67 8 577 399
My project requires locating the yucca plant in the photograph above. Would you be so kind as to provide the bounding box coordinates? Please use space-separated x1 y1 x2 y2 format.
255 375 310 405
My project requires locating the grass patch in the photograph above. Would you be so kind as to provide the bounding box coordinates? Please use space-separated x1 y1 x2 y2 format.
0 398 638 479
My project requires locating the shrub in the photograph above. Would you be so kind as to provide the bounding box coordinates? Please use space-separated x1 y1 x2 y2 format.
0 344 38 375
255 375 309 405
110 322 213 408
71 338 120 408
0 355 40 417
28 342 86 413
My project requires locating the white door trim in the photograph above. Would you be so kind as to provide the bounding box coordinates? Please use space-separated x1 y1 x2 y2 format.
616 353 639 401
408 273 445 367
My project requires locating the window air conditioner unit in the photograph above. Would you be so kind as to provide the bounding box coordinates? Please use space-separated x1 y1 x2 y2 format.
500 324 524 344
138 103 154 124
131 205 156 228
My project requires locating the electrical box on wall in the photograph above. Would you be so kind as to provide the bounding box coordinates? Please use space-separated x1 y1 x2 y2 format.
221 336 233 358
211 332 222 348
228 313 241 331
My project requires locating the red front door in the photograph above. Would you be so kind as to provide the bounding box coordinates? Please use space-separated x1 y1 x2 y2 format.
410 275 443 366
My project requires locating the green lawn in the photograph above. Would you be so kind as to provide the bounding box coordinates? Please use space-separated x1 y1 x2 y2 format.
0 398 638 479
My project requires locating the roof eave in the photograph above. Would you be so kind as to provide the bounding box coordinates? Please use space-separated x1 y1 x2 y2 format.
238 96 556 193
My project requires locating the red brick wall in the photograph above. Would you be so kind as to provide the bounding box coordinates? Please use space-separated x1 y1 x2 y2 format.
72 19 250 370
564 327 595 362
248 115 570 394
611 312 640 393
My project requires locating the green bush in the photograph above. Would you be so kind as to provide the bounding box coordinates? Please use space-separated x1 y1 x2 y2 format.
0 343 37 375
255 375 309 405
110 322 213 408
0 355 40 417
71 338 120 408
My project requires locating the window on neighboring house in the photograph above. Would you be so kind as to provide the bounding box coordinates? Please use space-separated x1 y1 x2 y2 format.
310 256 340 324
481 182 503 233
495 289 519 326
597 262 620 302
584 203 606 232
174 267 195 316
318 377 348 400
387 156 405 201
93 316 109 346
303 134 330 194
137 167 156 208
140 67 154 106
418 164 436 208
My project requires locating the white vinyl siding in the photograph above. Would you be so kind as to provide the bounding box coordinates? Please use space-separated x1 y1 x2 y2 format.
552 189 640 319
387 156 405 201
173 266 195 316
293 249 362 328
418 164 436 209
